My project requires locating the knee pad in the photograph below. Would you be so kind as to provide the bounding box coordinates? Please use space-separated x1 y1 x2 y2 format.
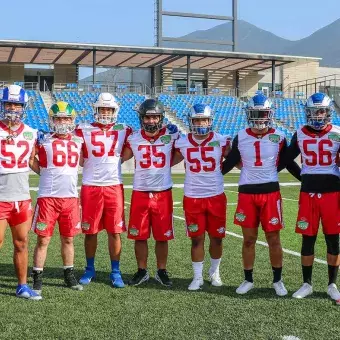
301 235 317 256
325 234 340 256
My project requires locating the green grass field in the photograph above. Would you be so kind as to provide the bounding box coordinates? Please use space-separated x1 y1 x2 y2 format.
0 173 338 340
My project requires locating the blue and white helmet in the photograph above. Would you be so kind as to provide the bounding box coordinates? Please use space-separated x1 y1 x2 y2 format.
188 104 213 135
0 84 29 122
246 94 273 130
305 92 332 130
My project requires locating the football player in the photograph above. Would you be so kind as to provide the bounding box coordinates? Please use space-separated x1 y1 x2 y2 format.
122 98 179 287
31 102 83 296
0 85 41 300
222 93 301 296
75 93 131 288
284 93 340 301
172 104 230 290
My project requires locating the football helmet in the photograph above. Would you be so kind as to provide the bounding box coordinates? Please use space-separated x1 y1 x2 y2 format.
305 92 332 130
246 94 273 130
93 93 120 125
188 104 213 135
0 84 29 123
136 98 165 133
49 101 76 134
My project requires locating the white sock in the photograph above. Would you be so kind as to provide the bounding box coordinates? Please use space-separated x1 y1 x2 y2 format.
33 267 43 272
209 258 221 275
192 261 204 279
63 265 74 270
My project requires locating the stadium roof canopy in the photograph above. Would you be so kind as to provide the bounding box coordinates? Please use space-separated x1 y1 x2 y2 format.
0 40 321 72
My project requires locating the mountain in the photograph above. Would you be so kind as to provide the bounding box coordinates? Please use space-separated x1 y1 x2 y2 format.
164 19 340 67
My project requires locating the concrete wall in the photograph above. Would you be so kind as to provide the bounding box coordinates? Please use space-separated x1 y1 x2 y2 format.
282 61 319 92
0 64 24 83
54 64 77 84
318 66 340 78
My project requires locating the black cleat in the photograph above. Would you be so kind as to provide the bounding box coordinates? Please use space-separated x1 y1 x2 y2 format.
129 268 150 286
32 270 43 295
64 268 83 291
155 269 172 287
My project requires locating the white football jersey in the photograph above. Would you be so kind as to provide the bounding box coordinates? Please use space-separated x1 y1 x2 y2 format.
0 121 37 174
127 127 179 191
297 125 340 176
76 123 132 186
37 133 83 198
175 132 230 198
238 128 285 185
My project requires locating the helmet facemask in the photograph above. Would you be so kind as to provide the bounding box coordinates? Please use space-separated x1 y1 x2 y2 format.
50 116 76 134
1 102 26 124
189 117 213 135
94 106 118 125
306 107 331 130
140 113 163 133
246 109 273 130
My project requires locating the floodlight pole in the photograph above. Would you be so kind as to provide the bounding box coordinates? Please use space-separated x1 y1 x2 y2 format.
271 60 276 96
93 49 96 85
232 0 237 52
187 56 191 91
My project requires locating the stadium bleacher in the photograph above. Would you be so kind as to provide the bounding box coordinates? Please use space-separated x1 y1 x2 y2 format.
22 88 340 141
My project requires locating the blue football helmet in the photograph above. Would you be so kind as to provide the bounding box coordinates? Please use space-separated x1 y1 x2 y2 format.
305 92 332 130
188 104 213 135
0 85 29 123
246 94 273 130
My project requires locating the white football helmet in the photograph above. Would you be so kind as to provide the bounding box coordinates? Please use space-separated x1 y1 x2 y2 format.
0 84 29 123
188 104 213 135
305 92 332 130
246 94 273 130
93 93 120 124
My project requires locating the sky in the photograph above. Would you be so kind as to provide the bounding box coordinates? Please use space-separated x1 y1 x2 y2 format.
4 0 340 78
2 0 340 44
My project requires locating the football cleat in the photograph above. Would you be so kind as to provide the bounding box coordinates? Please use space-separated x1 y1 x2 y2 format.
16 284 42 300
236 280 254 295
209 270 223 287
64 268 83 291
155 269 172 287
110 270 125 288
188 277 204 291
327 283 340 301
273 280 288 296
292 283 313 299
129 269 149 286
79 267 96 285
32 270 43 295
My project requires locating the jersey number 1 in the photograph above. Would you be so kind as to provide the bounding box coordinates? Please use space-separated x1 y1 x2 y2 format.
253 141 263 166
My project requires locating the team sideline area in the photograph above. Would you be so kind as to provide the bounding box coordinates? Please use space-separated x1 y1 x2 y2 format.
0 173 337 340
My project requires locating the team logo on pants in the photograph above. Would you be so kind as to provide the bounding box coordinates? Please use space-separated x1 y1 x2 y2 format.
129 227 139 236
187 224 198 233
81 222 90 231
297 219 309 230
235 212 246 222
36 222 47 231
269 217 279 225
217 227 225 234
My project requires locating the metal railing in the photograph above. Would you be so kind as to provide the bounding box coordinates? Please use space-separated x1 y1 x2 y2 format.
284 74 340 99
52 82 148 95
0 81 39 90
153 86 238 97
